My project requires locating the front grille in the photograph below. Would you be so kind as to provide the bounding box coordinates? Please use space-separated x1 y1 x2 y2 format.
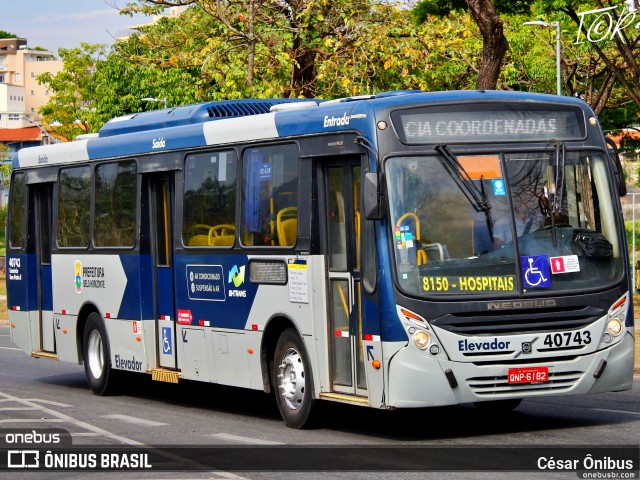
432 305 604 335
468 370 584 396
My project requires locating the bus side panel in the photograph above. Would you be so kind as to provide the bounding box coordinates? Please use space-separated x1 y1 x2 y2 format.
245 255 323 393
52 254 128 320
54 313 80 363
105 318 149 374
7 253 38 354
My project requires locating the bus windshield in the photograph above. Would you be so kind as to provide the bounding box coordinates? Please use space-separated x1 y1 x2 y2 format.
386 150 623 296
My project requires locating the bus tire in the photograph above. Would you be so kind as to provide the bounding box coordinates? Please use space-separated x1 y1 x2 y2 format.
82 312 117 396
473 398 522 412
272 328 317 428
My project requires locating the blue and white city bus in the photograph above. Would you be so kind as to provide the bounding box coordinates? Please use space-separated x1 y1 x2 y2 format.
6 90 635 428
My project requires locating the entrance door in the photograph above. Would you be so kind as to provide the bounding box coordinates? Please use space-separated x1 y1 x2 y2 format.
148 174 177 369
323 159 367 396
33 184 54 353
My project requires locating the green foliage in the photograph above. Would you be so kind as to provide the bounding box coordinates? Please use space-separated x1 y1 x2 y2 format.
37 43 108 139
625 220 640 253
0 30 17 39
35 0 640 134
413 0 533 22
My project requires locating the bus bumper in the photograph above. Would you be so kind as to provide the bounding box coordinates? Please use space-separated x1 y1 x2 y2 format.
387 330 635 408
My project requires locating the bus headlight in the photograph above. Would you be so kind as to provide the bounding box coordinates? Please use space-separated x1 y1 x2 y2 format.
413 331 431 350
607 318 623 336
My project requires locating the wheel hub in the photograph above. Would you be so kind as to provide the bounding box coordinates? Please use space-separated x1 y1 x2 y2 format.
277 347 305 410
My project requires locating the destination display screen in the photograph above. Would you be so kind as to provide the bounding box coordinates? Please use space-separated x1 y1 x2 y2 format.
391 105 585 144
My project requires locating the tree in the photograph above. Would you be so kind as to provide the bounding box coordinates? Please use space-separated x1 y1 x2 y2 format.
413 0 534 90
37 43 108 139
118 0 405 98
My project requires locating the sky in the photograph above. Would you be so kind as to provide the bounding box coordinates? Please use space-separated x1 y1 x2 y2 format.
1 0 152 54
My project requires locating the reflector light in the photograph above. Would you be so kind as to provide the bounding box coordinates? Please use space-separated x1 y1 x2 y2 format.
372 360 381 369
611 296 626 311
401 308 425 324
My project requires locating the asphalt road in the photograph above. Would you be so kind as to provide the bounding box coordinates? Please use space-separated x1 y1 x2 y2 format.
0 324 638 480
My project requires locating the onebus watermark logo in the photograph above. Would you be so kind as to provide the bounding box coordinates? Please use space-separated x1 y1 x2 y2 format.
74 260 83 293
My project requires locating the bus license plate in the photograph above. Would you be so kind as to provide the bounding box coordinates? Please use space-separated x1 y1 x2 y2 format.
508 367 549 384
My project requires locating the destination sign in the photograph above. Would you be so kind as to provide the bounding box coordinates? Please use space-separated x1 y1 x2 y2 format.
392 106 585 144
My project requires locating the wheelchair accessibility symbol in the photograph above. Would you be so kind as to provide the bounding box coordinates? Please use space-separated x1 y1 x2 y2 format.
162 326 173 355
521 255 551 289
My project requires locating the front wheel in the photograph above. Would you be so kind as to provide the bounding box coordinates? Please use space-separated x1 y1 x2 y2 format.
83 312 118 395
272 329 317 428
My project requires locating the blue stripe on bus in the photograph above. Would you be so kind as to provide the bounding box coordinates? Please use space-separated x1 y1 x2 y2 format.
6 253 38 312
376 220 408 343
87 124 207 160
118 254 154 320
173 254 258 329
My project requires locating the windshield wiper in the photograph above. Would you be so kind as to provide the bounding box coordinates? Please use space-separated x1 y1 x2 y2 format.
435 144 491 213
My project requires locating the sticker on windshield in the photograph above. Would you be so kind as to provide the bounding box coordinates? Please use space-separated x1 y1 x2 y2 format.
521 255 551 288
550 255 580 274
492 179 506 196
395 226 414 249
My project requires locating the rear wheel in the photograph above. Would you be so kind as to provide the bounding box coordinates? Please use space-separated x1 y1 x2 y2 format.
83 312 118 395
272 329 317 428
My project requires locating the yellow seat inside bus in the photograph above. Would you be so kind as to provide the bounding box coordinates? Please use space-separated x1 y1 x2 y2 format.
209 224 235 247
277 207 297 246
187 224 235 246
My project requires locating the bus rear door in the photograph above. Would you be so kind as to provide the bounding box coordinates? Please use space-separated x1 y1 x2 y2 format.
31 183 55 354
146 173 178 373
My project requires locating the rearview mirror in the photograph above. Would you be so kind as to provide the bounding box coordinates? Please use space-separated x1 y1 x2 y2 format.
364 171 384 220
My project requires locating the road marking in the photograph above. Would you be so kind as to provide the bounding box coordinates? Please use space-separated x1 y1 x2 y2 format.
211 433 285 445
103 414 168 427
0 390 143 445
26 399 71 408
0 418 65 423
0 346 20 351
0 390 246 479
0 407 37 411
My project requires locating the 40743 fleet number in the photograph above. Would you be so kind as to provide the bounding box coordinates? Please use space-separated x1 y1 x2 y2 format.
542 330 591 349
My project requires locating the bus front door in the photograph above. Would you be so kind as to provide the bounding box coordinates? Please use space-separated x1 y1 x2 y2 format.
323 160 367 396
32 183 54 354
147 174 178 371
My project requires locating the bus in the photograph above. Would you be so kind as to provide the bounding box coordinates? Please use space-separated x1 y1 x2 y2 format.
6 90 635 428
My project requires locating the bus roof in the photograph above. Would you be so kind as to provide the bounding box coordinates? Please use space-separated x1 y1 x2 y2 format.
15 90 591 169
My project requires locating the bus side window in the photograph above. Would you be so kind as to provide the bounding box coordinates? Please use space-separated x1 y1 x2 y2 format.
58 166 91 248
94 160 137 248
8 172 26 249
183 150 237 247
241 144 299 247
